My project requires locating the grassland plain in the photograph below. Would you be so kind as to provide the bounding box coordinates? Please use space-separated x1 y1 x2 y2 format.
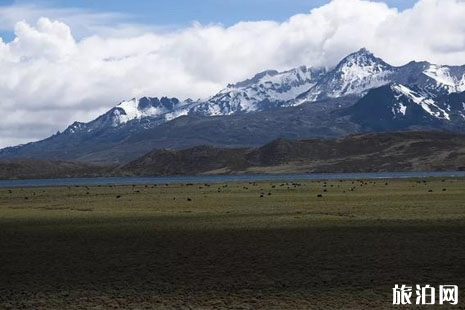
0 178 465 309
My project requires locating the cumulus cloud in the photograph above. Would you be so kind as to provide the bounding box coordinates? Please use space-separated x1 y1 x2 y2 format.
1 0 465 147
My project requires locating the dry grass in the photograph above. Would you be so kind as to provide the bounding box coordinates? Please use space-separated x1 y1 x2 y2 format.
1 178 465 309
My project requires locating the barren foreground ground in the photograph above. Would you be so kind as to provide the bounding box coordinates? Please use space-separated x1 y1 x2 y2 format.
1 178 464 309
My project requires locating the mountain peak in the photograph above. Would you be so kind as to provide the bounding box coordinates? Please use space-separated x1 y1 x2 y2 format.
229 70 280 88
63 121 87 134
337 48 387 68
355 47 372 55
344 48 377 60
334 48 392 77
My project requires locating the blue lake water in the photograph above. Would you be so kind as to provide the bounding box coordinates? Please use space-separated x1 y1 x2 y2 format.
1 171 465 188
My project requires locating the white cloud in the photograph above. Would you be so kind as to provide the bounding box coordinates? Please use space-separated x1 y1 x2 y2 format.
1 0 465 148
0 2 132 38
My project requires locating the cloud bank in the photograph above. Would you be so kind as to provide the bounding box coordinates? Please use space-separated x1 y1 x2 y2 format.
1 0 465 148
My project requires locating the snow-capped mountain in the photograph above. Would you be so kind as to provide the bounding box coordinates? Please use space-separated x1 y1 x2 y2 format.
3 48 465 163
63 97 194 134
113 97 182 125
62 65 329 134
297 48 395 102
297 48 465 103
62 48 465 135
191 66 327 116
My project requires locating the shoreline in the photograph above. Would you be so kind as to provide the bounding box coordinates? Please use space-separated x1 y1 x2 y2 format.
2 170 465 188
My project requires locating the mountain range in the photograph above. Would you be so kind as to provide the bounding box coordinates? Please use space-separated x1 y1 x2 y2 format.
2 131 465 179
1 48 465 164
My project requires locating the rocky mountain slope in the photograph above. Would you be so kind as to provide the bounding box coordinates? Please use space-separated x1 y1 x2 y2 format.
121 131 465 175
0 160 114 180
2 131 465 179
0 97 358 163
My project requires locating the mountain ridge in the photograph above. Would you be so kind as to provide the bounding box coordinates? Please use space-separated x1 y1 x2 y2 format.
54 48 465 136
2 48 465 163
2 131 465 179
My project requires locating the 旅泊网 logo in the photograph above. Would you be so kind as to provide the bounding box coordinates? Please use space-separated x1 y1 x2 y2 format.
393 284 458 305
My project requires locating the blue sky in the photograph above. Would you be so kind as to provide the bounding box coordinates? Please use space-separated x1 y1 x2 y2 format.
35 0 416 25
5 0 418 23
0 0 418 41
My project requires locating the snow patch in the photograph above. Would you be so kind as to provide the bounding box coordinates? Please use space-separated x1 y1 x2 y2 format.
421 99 450 120
398 103 407 115
423 65 465 93
392 84 450 120
392 84 424 104
112 98 186 125
391 101 407 117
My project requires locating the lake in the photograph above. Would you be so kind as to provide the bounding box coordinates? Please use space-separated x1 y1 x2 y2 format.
1 171 465 188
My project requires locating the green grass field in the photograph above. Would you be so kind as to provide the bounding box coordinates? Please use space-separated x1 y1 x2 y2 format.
1 178 465 309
